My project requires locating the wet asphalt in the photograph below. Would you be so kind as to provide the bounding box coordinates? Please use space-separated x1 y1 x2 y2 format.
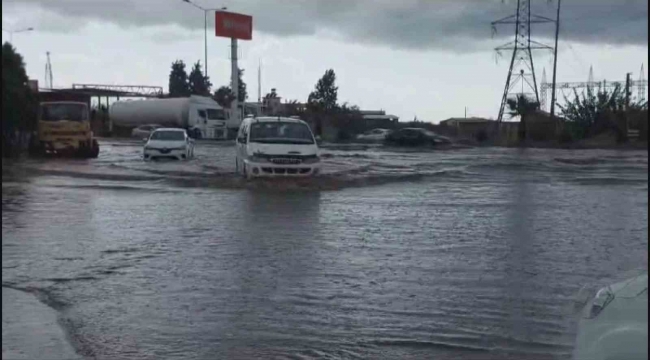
2 139 648 359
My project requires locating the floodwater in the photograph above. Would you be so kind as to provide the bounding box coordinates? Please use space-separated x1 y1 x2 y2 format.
2 139 648 360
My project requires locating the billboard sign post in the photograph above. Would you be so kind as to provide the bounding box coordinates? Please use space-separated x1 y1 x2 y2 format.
215 10 253 135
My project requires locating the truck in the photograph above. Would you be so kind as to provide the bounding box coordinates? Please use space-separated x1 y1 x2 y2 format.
29 91 100 158
109 95 229 140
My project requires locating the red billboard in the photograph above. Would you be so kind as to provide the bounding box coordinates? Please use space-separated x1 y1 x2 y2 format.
215 11 253 40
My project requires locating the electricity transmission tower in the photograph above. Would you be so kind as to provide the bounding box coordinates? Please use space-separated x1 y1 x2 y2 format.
45 51 53 89
539 65 648 111
492 0 555 122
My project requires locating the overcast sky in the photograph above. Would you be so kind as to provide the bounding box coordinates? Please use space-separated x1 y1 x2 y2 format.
2 0 648 122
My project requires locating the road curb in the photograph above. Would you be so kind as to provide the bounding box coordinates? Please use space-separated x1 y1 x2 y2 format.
2 287 80 360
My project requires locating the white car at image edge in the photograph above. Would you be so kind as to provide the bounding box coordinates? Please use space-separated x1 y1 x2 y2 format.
143 128 194 160
572 273 648 360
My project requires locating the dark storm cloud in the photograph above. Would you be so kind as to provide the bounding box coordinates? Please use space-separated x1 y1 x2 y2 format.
2 0 647 51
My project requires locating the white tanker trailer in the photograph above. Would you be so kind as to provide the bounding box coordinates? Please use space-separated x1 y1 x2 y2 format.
109 95 229 139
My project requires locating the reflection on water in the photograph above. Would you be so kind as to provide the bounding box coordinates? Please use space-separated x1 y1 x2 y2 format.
2 140 648 360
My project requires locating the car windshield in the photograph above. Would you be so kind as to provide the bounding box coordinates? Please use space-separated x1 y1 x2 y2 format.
150 131 185 141
249 122 314 144
40 103 88 122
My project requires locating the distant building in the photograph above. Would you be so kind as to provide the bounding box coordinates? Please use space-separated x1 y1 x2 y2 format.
439 117 494 140
359 110 399 130
243 102 264 117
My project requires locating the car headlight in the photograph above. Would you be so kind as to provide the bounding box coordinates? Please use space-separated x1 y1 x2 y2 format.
585 286 615 319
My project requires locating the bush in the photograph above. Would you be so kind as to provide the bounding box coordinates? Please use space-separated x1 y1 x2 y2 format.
558 127 574 143
558 85 647 141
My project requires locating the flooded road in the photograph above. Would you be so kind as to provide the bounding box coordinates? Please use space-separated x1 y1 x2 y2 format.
2 139 648 359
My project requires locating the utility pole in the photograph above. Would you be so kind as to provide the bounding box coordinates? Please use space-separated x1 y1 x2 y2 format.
258 59 261 103
625 73 631 108
231 38 239 124
625 72 631 139
550 0 561 133
181 0 227 81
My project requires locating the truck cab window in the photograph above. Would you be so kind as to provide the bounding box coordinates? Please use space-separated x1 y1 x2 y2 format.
206 109 226 120
197 110 207 124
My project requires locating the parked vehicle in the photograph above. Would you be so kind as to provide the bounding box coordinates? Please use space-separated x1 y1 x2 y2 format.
29 98 99 158
110 95 228 140
356 128 392 142
235 117 321 179
143 128 194 160
572 273 647 360
384 127 451 146
131 124 162 139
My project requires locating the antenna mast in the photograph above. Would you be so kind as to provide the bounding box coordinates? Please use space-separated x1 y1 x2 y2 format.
258 59 262 103
45 51 53 89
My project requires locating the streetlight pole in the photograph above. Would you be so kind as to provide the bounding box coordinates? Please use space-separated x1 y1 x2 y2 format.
181 0 226 80
2 27 34 43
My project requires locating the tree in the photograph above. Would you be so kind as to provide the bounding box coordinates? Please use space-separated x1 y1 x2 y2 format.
213 86 235 108
333 102 364 140
264 88 279 99
2 42 37 157
307 69 338 113
237 68 247 102
188 60 212 96
558 85 648 140
507 94 539 142
212 68 247 107
168 60 190 97
282 99 305 117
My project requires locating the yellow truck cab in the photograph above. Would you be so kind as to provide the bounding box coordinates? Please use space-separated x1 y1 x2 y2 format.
30 101 99 158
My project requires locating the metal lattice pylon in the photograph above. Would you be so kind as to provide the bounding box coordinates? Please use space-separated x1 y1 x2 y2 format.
540 68 548 110
639 64 646 102
492 0 555 122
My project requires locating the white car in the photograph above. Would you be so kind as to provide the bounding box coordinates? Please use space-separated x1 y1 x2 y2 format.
143 128 194 160
131 124 162 139
572 273 648 360
356 128 392 142
235 117 321 179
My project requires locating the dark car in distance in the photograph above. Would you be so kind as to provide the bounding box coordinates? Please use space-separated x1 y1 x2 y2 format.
384 127 451 147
